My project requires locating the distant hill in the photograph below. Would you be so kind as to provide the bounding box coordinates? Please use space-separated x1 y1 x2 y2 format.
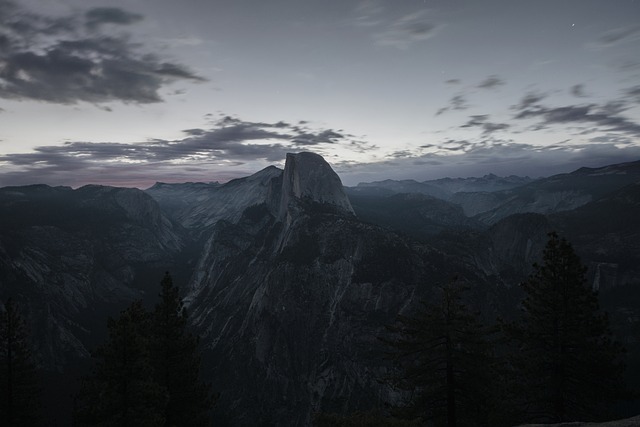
353 173 534 200
472 159 640 224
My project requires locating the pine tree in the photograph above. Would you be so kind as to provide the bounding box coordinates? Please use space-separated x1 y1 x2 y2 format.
150 272 215 427
75 301 167 427
0 298 41 427
508 232 626 423
382 278 496 427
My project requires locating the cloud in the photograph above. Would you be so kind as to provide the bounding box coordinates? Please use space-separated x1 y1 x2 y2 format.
512 92 547 111
85 7 143 29
515 103 640 137
460 115 510 136
0 117 374 187
292 130 345 145
436 94 468 115
373 10 441 49
445 79 461 85
477 75 505 90
0 2 205 105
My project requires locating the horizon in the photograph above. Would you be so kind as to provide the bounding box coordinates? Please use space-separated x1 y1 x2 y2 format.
1 152 636 191
1 0 639 188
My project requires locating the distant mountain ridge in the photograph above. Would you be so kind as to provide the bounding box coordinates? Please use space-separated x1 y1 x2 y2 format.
352 160 640 224
353 173 535 200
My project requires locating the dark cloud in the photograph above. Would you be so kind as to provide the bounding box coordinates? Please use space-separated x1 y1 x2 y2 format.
512 92 547 111
477 75 505 90
515 103 640 137
436 94 468 115
599 101 628 116
0 117 374 187
389 149 414 158
292 130 344 145
570 84 587 97
85 7 143 29
445 79 461 85
154 63 206 81
0 2 205 104
182 128 207 136
461 115 488 127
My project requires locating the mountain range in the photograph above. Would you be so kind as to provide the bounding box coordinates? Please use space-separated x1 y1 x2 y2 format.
1 153 639 425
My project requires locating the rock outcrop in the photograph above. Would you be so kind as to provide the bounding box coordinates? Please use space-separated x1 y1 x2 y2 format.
278 152 354 221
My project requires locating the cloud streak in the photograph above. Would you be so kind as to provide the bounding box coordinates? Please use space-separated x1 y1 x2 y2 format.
436 94 469 116
85 7 143 29
477 75 505 90
515 103 640 137
460 115 510 135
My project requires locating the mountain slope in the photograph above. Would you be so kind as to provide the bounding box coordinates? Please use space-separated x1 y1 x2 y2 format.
146 165 283 234
345 189 482 239
0 184 185 369
184 155 485 425
472 160 640 224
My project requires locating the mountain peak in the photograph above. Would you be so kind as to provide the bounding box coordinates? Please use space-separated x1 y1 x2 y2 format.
278 152 354 219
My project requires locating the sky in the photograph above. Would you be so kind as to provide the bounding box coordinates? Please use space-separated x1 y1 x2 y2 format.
0 0 639 188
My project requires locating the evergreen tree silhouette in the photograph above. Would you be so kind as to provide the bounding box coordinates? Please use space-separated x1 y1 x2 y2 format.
508 232 626 422
0 298 41 427
75 301 166 426
150 272 215 426
382 278 496 427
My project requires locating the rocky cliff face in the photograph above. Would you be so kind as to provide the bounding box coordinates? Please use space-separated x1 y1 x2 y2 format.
179 152 488 425
278 152 354 221
185 195 475 426
0 185 185 369
146 165 283 235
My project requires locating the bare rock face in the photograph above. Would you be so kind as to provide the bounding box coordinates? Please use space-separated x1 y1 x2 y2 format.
181 153 491 426
146 165 283 235
279 152 354 221
185 196 435 426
